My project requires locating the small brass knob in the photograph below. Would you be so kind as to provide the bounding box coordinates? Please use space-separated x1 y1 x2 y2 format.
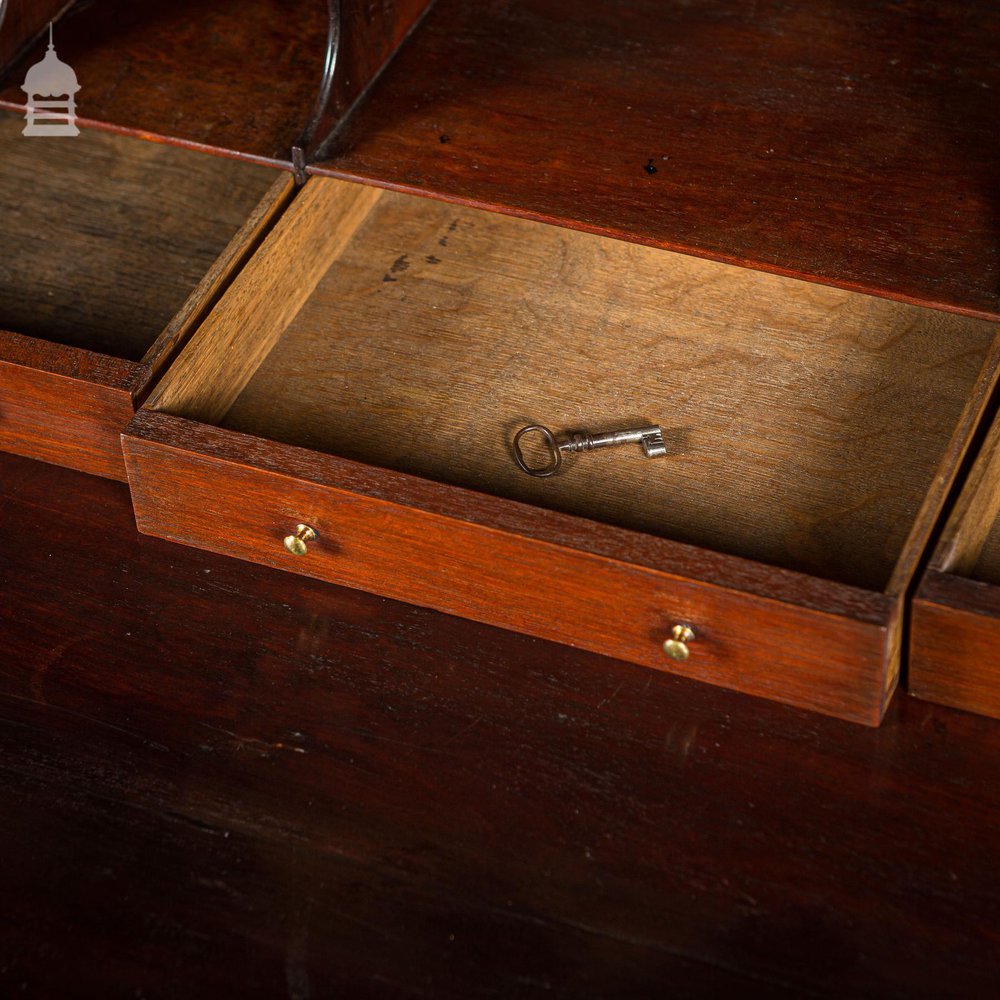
663 624 696 661
283 524 317 556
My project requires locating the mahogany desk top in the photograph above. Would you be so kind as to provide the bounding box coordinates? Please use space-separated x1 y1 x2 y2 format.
1 449 998 997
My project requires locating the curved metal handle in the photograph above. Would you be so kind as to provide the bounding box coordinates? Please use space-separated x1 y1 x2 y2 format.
513 425 563 477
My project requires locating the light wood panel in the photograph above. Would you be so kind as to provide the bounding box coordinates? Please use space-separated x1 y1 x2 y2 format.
218 182 998 591
929 415 1000 587
910 378 1000 715
138 173 295 396
972 524 1000 587
147 180 383 422
0 112 277 360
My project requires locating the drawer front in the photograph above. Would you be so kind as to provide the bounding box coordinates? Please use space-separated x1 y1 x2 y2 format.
912 571 1000 720
0 348 135 481
124 416 895 726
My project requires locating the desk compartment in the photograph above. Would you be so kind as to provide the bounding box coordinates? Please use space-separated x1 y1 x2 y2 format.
0 112 292 478
123 177 1000 724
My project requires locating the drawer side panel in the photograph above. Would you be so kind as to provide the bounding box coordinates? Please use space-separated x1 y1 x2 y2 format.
124 425 893 725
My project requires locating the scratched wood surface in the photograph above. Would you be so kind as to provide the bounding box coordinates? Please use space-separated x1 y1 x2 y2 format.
0 112 277 361
3 450 1000 996
220 184 999 591
314 0 1000 320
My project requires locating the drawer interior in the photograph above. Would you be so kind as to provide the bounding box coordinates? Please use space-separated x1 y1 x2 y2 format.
972 522 1000 586
150 178 1000 593
0 111 278 362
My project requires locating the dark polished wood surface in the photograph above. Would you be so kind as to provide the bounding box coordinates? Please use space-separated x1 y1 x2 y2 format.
0 0 434 170
316 0 1000 320
0 0 69 69
2 451 1000 997
0 0 331 166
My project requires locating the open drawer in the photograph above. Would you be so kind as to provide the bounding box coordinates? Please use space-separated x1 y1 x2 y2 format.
0 111 293 479
912 414 1000 719
122 177 1000 725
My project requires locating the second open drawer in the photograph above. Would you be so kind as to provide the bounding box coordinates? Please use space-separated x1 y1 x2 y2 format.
911 411 1000 720
122 177 1000 725
0 111 291 479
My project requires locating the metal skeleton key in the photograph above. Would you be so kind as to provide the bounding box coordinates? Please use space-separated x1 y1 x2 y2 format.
513 423 667 477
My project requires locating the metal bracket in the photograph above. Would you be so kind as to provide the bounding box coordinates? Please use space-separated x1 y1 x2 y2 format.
290 0 341 185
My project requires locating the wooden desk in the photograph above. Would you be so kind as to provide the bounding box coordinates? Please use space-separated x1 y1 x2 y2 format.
1 451 998 997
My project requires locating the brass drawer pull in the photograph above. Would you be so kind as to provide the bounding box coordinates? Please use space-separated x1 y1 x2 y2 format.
663 624 696 661
283 524 317 556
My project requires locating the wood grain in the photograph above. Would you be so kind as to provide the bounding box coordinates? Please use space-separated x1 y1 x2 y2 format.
147 180 383 423
0 331 134 480
0 0 331 165
124 410 896 725
972 522 1000 589
909 407 1000 719
930 411 1000 583
214 179 999 592
0 111 286 478
0 112 279 362
887 338 1000 595
296 0 438 162
313 0 1000 319
5 449 1000 995
911 571 1000 720
0 0 71 70
0 0 435 167
137 173 296 397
